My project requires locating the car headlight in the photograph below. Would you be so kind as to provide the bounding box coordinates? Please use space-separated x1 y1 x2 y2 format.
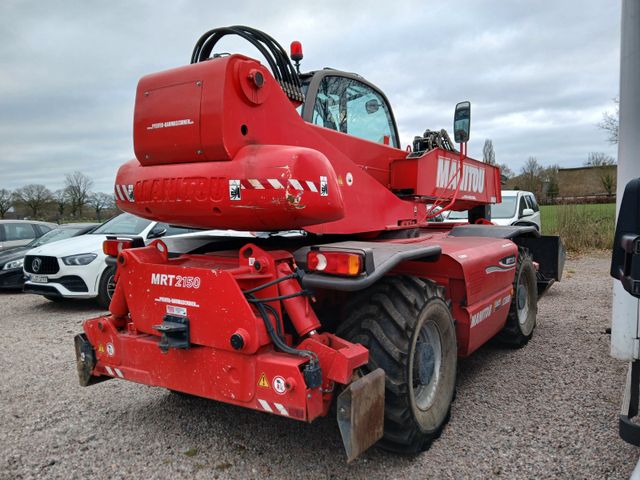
62 253 98 266
2 258 24 270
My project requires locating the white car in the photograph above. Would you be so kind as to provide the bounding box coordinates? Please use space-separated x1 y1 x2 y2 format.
444 190 542 231
23 213 196 308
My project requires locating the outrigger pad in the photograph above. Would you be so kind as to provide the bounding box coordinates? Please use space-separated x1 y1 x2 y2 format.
74 333 109 387
337 368 385 462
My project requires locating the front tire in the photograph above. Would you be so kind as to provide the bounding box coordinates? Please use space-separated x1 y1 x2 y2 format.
96 266 116 310
497 249 538 347
337 276 457 453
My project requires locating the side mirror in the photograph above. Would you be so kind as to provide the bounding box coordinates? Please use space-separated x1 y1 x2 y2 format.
521 208 534 218
365 99 380 114
611 178 640 297
453 101 471 143
147 227 167 239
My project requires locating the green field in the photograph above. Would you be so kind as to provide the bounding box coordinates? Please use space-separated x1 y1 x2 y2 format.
540 203 615 251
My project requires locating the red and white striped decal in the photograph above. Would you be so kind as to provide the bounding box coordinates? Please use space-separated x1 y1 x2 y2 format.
238 178 319 192
256 398 289 416
230 177 328 200
104 366 125 378
114 184 135 202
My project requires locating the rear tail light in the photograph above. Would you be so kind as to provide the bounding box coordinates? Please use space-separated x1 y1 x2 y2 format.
307 251 364 276
103 239 134 257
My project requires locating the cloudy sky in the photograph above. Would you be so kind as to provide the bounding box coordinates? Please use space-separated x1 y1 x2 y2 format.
0 0 620 193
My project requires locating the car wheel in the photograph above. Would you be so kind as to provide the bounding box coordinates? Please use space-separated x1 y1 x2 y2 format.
96 266 116 309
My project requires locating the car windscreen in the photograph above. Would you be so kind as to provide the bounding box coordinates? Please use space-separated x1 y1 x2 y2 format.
91 213 152 235
491 196 518 219
28 227 83 247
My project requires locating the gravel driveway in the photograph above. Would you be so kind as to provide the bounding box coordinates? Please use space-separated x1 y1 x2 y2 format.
1 253 637 479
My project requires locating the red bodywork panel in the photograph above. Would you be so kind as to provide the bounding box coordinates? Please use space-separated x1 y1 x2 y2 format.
116 54 501 234
83 231 516 422
87 242 370 422
388 232 517 355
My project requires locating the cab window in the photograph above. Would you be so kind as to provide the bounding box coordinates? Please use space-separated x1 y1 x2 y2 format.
311 76 397 147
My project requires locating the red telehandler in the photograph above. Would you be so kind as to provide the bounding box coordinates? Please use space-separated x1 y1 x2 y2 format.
74 26 564 461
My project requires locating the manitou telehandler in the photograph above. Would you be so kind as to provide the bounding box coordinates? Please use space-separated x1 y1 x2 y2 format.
74 26 564 461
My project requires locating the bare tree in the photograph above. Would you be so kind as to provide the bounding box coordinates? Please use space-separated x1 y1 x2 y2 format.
13 184 52 218
0 189 13 219
497 163 514 179
64 171 94 217
482 139 496 165
585 152 616 167
88 192 114 222
520 157 543 194
598 97 619 144
53 189 67 219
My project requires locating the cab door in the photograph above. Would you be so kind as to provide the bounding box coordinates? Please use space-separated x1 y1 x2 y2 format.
301 72 400 148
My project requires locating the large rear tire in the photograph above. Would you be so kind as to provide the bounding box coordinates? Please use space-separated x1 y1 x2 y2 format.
337 276 457 453
497 248 538 347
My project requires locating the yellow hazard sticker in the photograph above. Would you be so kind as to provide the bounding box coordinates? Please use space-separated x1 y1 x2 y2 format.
258 372 269 388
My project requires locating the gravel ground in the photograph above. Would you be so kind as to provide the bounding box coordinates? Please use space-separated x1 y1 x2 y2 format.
1 253 637 479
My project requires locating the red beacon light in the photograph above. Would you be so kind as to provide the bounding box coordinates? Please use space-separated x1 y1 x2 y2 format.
290 41 303 73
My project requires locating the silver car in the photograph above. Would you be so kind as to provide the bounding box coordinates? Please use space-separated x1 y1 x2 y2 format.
0 220 57 252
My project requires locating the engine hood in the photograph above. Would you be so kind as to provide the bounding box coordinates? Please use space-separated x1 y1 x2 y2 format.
0 247 29 265
26 234 109 257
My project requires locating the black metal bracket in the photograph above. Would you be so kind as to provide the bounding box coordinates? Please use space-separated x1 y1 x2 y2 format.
153 314 190 353
620 359 640 446
617 234 640 298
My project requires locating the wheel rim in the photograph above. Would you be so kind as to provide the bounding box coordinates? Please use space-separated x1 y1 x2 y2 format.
517 283 529 324
412 320 443 411
106 274 116 299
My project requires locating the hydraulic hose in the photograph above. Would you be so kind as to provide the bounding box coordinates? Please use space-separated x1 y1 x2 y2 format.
191 25 303 102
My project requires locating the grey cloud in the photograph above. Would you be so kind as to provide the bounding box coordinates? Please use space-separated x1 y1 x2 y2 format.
0 0 620 192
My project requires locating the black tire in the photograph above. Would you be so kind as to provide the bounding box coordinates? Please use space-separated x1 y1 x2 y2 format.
96 266 116 310
44 295 63 302
497 249 538 347
337 276 457 453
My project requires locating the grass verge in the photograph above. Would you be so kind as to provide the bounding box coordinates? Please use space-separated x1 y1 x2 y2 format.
540 203 615 251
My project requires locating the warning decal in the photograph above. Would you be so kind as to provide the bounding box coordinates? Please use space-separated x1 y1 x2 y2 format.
272 376 287 395
258 372 269 388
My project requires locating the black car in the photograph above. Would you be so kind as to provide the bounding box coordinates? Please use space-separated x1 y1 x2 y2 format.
0 223 98 289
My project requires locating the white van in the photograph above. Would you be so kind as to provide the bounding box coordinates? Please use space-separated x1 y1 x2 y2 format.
444 190 542 231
